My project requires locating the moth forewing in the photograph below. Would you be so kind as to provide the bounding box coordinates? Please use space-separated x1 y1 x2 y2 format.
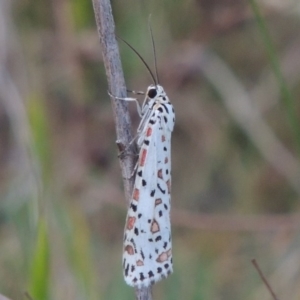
117 34 175 288
123 94 174 287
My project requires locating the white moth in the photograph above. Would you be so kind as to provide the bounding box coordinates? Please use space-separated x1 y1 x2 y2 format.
113 33 175 287
122 83 175 287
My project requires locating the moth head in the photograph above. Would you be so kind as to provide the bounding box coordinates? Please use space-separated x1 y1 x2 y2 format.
147 85 167 101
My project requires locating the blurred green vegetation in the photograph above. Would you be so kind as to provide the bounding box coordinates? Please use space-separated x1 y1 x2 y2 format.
0 0 300 299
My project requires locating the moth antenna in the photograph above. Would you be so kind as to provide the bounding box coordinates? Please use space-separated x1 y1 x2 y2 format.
117 35 157 86
148 15 159 84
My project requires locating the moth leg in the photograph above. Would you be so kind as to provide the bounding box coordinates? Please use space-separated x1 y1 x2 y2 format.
117 135 139 159
130 159 139 177
108 90 142 117
119 145 139 180
123 158 139 179
127 89 145 95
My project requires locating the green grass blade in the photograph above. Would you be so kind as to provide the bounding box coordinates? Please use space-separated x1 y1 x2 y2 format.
27 218 50 300
27 93 51 180
249 0 300 154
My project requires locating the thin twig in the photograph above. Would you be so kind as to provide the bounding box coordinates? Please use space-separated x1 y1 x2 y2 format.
90 0 152 299
91 0 135 202
251 259 280 300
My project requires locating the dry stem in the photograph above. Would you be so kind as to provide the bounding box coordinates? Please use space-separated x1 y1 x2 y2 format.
91 0 152 299
252 259 280 300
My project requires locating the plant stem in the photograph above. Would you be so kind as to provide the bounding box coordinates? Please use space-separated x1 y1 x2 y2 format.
91 0 153 299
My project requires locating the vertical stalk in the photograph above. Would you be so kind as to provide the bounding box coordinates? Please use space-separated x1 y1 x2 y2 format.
91 0 152 299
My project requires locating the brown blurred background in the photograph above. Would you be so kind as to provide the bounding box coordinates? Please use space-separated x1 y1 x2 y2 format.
0 0 300 299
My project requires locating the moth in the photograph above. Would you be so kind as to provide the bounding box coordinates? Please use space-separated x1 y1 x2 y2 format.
113 34 175 287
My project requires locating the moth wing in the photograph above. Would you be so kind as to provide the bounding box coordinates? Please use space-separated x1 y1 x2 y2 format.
123 106 173 287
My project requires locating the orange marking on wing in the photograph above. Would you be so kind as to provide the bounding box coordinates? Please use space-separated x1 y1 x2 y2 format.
157 169 163 179
136 260 144 266
156 252 167 262
166 180 171 194
151 219 160 233
140 149 147 166
155 198 162 206
161 135 166 142
146 127 152 137
127 217 136 230
156 248 172 263
133 188 140 201
124 245 134 255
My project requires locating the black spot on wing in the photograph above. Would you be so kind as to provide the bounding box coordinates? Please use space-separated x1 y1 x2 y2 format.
130 238 136 250
125 263 129 276
131 203 137 212
157 184 166 194
162 103 169 113
155 235 162 242
140 273 145 281
148 271 154 278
